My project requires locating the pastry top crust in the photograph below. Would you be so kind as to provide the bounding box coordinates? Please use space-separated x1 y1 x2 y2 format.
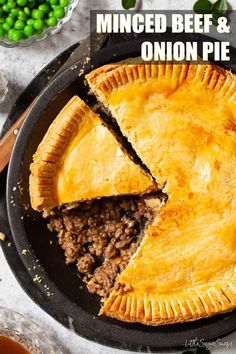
87 62 236 325
87 62 236 197
101 199 236 325
29 96 156 211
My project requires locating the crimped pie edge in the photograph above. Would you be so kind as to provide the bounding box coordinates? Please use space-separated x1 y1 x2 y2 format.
30 96 90 211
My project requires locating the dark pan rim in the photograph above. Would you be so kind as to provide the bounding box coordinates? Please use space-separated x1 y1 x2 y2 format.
6 35 236 352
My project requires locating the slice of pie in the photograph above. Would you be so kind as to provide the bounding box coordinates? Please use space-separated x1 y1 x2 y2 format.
86 62 236 324
29 96 157 212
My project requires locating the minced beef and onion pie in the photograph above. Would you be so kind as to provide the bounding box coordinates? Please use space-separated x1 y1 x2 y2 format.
30 62 236 326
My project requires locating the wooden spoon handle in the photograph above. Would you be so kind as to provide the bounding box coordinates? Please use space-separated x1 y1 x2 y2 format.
0 105 32 174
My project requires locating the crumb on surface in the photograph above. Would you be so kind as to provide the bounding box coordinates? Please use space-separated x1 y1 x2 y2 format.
84 56 90 64
21 249 29 255
79 68 85 76
71 64 78 70
33 275 42 283
68 316 75 332
7 242 11 247
0 232 6 241
46 291 54 297
12 187 17 191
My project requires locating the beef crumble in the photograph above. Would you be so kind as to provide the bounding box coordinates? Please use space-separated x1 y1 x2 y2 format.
48 196 156 297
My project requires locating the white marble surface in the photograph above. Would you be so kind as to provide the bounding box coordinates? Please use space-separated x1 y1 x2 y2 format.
0 1 236 353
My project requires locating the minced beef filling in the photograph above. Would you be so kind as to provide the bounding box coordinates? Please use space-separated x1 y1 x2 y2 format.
48 196 155 297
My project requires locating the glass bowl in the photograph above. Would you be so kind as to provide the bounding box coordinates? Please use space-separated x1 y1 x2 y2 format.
0 0 78 48
0 307 60 353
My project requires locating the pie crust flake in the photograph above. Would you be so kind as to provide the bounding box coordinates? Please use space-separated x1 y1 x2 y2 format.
29 96 156 211
86 62 236 325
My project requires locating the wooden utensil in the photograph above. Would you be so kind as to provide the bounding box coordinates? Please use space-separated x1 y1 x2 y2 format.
0 104 33 174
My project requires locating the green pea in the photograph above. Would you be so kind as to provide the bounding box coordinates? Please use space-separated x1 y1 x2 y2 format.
2 22 10 31
10 7 19 16
38 4 50 13
0 25 5 37
12 29 22 40
6 16 15 27
59 0 69 7
24 6 30 15
26 18 34 25
32 9 44 19
53 6 64 18
0 0 6 5
47 15 57 26
33 18 43 29
23 23 34 36
48 10 54 17
2 4 10 11
7 0 16 9
8 27 15 39
16 0 27 7
18 10 27 20
15 18 24 29
49 0 58 5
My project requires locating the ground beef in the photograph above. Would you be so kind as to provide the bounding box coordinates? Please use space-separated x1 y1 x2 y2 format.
77 254 95 274
87 260 119 296
48 195 156 297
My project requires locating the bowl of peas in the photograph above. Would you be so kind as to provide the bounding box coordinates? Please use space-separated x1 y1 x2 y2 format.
0 0 78 46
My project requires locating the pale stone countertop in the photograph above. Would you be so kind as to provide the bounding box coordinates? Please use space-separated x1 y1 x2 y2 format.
0 1 236 353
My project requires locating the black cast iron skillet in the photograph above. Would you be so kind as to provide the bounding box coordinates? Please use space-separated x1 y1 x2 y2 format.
6 34 236 352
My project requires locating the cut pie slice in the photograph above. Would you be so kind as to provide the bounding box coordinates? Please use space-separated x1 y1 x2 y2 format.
87 62 236 324
29 96 157 212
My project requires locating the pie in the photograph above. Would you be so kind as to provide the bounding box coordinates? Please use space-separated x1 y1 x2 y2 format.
29 62 236 326
30 96 157 212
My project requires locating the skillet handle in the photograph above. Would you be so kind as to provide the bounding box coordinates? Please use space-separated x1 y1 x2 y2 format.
0 105 32 174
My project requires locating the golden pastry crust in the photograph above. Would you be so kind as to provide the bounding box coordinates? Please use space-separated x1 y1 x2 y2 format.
87 62 235 101
87 63 236 325
102 283 236 326
29 96 156 212
101 203 236 325
30 96 84 211
85 64 119 86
